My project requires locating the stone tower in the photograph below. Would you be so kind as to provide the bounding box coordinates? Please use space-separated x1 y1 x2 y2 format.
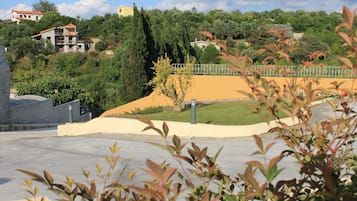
0 46 10 123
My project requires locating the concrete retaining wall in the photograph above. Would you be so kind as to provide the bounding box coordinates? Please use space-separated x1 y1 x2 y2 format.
9 96 89 124
0 46 10 123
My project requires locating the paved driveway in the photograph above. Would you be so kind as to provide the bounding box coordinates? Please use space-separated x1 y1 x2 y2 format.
0 129 298 201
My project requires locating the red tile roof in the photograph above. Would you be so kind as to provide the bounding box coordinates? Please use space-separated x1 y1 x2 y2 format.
64 23 76 28
12 10 43 15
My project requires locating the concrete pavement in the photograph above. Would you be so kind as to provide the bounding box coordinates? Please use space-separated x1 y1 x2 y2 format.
1 128 298 201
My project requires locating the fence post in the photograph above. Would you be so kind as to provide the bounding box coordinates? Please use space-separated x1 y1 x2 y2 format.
191 99 196 124
68 105 73 123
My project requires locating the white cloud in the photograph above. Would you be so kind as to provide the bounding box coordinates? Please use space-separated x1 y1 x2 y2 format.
0 4 32 20
155 0 210 11
57 0 113 18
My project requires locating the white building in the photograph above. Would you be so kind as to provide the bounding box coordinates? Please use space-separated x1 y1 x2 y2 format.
32 23 91 53
11 10 43 24
190 40 221 51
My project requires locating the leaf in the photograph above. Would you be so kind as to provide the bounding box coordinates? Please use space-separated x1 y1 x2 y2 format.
105 155 111 163
26 189 34 197
90 180 96 197
136 116 154 127
75 182 90 194
144 159 163 182
336 22 352 32
65 176 74 187
277 51 290 62
267 155 283 171
127 169 136 180
246 160 267 179
342 6 355 28
141 126 154 132
152 127 164 136
253 135 264 152
81 168 90 178
251 150 263 155
326 99 337 111
210 146 223 163
261 78 269 91
162 122 169 137
264 142 276 153
337 57 353 68
255 49 266 55
240 166 264 198
24 178 33 188
149 142 175 154
338 32 352 46
199 31 215 40
96 163 102 173
17 169 46 183
33 187 39 197
162 167 177 183
172 135 181 148
109 142 119 154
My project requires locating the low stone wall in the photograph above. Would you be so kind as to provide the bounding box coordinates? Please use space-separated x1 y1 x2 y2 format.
9 96 89 124
58 116 297 138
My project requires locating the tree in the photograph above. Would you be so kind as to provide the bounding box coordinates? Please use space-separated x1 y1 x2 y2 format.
94 40 108 51
119 5 150 103
199 44 221 64
32 0 57 13
34 12 75 33
15 75 91 109
9 38 37 59
292 34 329 64
149 55 192 111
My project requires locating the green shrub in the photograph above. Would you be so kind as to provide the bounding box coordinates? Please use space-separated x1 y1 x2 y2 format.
94 40 109 51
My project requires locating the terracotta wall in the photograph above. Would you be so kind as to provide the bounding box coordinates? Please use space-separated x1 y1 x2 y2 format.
101 75 356 116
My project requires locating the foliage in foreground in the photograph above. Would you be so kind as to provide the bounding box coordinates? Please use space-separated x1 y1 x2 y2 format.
18 6 356 201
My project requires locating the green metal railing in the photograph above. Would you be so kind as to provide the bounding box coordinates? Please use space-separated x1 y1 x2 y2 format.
172 63 356 78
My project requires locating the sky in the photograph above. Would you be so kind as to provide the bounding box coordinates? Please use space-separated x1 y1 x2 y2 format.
0 0 356 19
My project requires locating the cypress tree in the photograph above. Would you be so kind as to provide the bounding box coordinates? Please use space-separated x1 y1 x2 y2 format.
119 5 149 103
141 8 157 83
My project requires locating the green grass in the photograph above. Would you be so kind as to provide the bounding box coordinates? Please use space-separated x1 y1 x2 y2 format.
124 101 288 125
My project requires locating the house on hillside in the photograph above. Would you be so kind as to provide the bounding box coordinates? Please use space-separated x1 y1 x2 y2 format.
31 23 91 53
11 10 43 24
190 40 221 51
117 6 133 17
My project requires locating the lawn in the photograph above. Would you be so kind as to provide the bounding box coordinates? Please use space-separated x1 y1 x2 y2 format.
127 101 287 125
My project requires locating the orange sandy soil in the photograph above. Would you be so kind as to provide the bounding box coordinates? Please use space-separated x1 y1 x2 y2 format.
100 75 356 117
